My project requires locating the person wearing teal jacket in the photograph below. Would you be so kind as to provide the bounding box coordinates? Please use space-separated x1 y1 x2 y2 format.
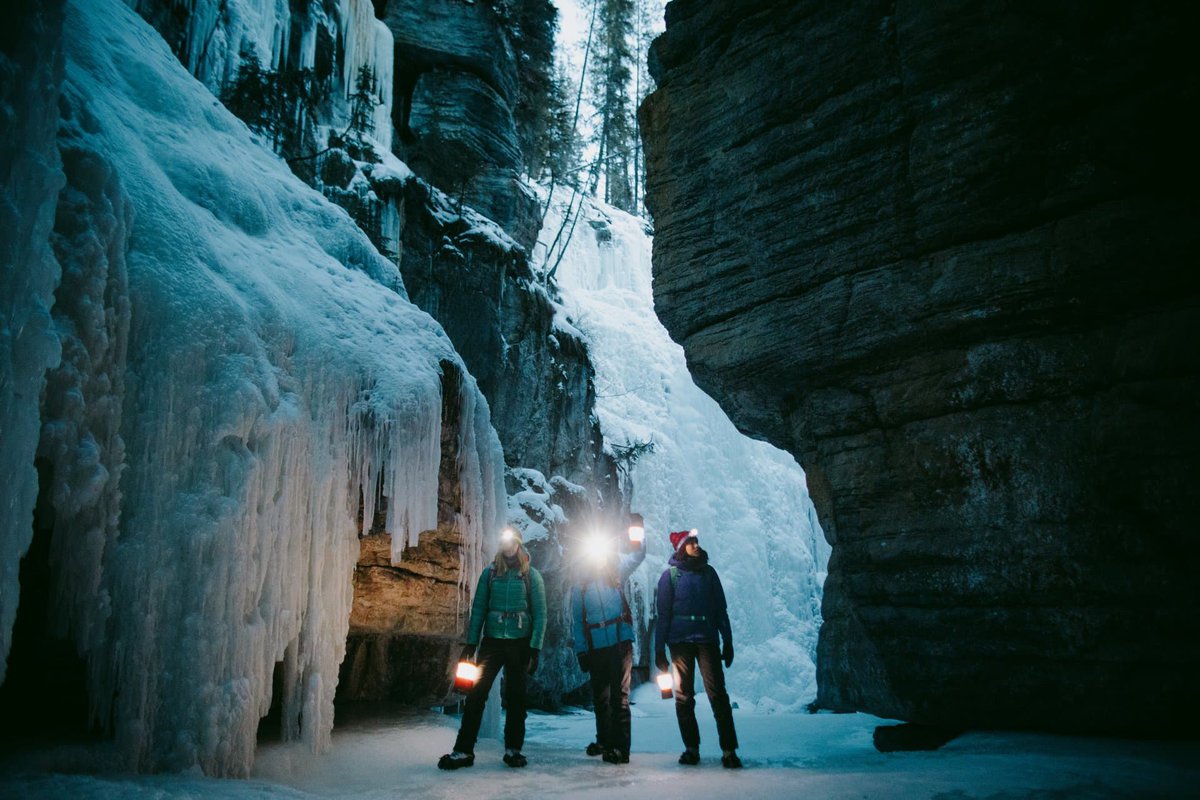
571 513 647 764
439 528 547 770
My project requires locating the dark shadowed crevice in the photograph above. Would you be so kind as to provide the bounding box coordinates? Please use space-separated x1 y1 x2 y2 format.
0 459 100 749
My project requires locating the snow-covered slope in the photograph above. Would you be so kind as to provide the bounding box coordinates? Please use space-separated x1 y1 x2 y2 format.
20 0 504 776
540 187 830 711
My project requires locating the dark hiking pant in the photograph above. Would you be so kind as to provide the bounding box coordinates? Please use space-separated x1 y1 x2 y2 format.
454 636 531 754
589 640 633 753
669 641 739 752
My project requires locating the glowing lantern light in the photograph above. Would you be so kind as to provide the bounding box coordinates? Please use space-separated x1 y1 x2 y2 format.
657 672 674 699
628 512 645 544
454 660 481 693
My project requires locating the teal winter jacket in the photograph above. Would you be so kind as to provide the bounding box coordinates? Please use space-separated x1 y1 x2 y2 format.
466 564 547 650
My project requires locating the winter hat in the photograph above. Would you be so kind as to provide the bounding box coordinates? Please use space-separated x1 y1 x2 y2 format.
669 529 698 552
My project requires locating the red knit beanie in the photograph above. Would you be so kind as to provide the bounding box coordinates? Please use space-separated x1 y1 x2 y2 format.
669 530 697 551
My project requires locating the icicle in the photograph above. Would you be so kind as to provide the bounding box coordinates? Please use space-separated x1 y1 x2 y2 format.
43 0 507 776
370 18 394 153
338 0 396 152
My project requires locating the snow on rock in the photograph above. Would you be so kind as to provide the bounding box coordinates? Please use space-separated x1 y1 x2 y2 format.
539 186 830 712
42 0 504 776
506 467 572 543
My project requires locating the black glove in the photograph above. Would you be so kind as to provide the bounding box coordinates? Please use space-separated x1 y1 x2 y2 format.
528 649 540 675
460 644 476 663
655 649 669 673
722 641 734 668
577 651 592 673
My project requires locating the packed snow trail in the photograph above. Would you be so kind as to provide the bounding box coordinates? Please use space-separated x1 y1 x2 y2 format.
3 694 1198 799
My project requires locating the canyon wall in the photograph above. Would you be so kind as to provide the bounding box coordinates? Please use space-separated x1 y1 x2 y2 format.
641 0 1199 734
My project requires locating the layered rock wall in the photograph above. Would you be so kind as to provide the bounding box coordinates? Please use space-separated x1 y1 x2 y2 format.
641 0 1200 734
383 0 544 247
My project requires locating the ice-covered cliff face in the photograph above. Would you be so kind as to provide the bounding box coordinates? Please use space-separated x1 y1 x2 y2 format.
129 0 395 150
542 188 829 711
1 0 504 776
0 0 66 689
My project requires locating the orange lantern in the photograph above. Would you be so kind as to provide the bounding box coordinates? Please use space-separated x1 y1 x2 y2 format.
454 660 481 693
657 672 674 700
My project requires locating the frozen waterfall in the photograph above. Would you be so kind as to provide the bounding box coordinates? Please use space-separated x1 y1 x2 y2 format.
5 0 506 776
537 187 831 712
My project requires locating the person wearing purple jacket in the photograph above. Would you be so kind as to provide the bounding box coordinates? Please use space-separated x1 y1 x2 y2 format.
655 529 743 769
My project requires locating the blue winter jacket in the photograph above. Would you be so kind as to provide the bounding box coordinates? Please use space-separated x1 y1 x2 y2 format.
655 549 732 648
571 546 647 653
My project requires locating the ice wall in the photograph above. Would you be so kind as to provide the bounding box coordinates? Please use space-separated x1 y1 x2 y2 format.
541 188 830 711
128 0 395 150
338 0 395 153
0 0 67 685
38 0 504 775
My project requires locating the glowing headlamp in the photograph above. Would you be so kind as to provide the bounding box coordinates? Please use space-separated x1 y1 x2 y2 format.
454 660 481 693
500 527 516 542
584 533 610 564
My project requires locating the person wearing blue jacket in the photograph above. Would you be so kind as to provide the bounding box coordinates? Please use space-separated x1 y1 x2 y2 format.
655 529 743 769
571 513 647 764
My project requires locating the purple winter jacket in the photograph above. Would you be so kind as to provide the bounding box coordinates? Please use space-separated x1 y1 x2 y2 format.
654 548 733 649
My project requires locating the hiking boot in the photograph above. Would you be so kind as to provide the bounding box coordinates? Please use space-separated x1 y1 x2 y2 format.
721 750 743 769
437 751 474 770
503 749 528 768
600 748 628 767
678 748 700 765
585 742 603 757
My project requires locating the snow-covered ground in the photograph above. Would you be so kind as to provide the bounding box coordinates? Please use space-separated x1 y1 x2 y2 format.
3 690 1197 799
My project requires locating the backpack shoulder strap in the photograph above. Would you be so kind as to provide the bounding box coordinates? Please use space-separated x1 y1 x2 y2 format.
669 566 679 589
581 580 594 650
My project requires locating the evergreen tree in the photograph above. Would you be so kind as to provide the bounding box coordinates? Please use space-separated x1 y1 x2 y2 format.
221 49 322 172
222 50 277 139
510 0 557 177
543 66 583 187
590 0 636 212
632 0 659 214
344 64 381 162
347 65 378 143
